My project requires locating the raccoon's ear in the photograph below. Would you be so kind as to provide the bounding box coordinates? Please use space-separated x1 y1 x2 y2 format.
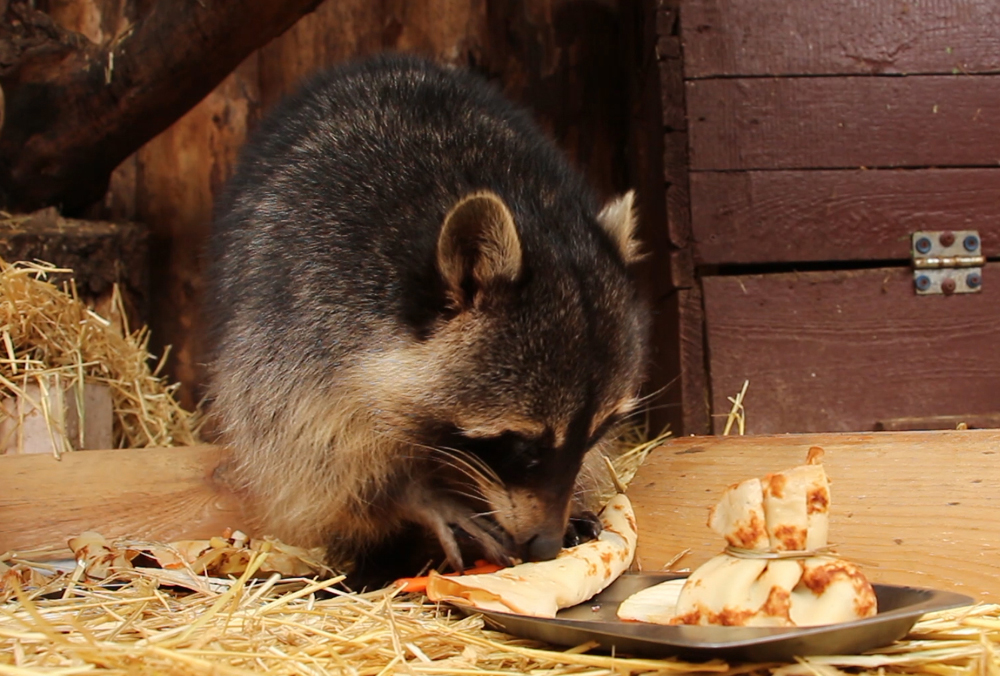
597 190 642 263
437 191 522 306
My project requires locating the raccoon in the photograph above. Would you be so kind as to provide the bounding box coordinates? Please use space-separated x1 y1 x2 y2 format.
205 54 648 587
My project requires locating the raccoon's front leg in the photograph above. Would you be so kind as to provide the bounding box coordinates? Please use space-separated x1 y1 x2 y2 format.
401 481 515 572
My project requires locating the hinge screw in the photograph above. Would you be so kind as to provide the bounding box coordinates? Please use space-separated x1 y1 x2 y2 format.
967 272 983 289
915 274 932 291
939 231 955 247
941 277 957 295
964 235 980 252
915 236 933 254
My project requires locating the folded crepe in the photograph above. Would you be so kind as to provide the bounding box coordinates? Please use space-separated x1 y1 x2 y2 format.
619 447 877 627
426 493 637 618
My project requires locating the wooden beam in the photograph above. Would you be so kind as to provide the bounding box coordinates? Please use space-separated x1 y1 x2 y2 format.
701 265 1000 435
680 0 1000 78
0 445 248 554
627 430 1000 601
686 76 1000 171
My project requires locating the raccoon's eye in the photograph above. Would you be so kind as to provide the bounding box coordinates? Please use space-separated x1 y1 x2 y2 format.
508 435 542 470
460 430 546 479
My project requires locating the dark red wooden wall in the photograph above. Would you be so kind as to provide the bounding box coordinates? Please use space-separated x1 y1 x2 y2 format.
666 0 1000 434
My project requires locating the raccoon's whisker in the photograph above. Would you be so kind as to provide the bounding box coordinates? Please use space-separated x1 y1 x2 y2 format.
445 486 491 504
634 383 671 407
431 445 505 489
438 444 504 484
433 451 495 487
389 438 496 487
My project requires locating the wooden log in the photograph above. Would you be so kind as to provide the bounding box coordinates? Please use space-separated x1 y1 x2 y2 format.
0 0 323 213
627 430 1000 600
690 169 1000 265
0 445 246 554
701 266 1000 435
686 76 1000 171
0 208 146 308
680 0 1000 78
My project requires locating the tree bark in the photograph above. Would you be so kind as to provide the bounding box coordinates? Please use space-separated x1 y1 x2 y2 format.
0 0 322 214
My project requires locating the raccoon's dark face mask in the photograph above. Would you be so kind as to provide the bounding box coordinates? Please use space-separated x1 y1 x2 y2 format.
435 416 629 563
406 189 648 565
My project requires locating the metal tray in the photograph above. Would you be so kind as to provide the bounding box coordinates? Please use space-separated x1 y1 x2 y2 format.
464 573 973 662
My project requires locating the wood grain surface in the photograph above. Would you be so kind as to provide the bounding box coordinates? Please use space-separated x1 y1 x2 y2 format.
0 446 247 553
701 266 1000 434
690 169 1000 265
626 430 1000 600
687 76 1000 171
680 0 1000 78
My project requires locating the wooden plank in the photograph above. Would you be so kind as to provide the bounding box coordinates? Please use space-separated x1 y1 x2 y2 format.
0 446 247 553
622 0 680 438
677 285 711 435
680 0 1000 78
658 36 686 131
690 169 1000 265
876 413 1000 431
627 430 1000 600
701 266 1000 435
687 76 1000 171
663 131 691 249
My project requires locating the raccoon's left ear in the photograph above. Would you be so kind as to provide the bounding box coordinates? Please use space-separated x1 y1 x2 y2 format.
597 190 642 263
437 191 522 307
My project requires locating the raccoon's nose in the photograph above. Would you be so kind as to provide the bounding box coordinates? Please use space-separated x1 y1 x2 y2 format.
525 531 563 562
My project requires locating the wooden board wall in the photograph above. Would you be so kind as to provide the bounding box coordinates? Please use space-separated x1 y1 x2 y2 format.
64 0 642 415
676 0 1000 434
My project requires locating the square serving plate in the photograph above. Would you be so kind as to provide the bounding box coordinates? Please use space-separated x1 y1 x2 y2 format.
462 572 973 662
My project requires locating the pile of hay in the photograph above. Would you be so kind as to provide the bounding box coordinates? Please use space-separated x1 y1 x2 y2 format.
0 259 200 450
1 552 998 676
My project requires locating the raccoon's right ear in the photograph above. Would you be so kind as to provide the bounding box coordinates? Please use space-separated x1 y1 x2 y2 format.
597 190 643 264
437 191 522 307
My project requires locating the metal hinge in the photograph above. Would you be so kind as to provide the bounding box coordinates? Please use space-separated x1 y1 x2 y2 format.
911 230 984 295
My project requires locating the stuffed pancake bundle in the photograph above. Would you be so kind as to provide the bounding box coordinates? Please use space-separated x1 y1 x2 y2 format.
619 447 877 627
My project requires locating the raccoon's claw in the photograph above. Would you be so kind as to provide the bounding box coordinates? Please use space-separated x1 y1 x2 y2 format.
452 520 515 568
564 509 602 548
403 485 513 572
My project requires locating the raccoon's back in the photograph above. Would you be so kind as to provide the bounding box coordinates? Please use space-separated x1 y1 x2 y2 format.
208 55 598 358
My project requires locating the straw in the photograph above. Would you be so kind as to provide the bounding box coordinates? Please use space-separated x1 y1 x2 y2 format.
0 258 200 451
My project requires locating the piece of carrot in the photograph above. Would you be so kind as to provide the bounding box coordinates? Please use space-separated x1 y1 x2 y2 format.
395 561 504 593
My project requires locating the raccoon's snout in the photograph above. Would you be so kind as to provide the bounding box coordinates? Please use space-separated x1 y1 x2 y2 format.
524 531 563 562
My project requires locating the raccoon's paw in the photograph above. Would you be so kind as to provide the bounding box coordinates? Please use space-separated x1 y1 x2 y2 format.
403 485 514 572
564 508 602 548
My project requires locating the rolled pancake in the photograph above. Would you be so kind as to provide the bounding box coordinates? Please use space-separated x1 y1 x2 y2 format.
426 493 637 618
